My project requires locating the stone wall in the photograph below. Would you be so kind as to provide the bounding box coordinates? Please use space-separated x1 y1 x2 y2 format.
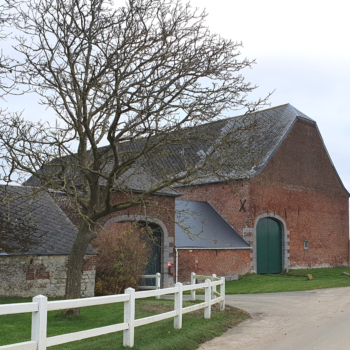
0 255 96 297
177 249 251 282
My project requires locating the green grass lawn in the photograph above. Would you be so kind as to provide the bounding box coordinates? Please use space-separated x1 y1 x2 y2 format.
226 266 350 294
0 298 249 350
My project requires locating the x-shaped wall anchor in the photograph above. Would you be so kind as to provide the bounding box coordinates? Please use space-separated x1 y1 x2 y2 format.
239 199 246 212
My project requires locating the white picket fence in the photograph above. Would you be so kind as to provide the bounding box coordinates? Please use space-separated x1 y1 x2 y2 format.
0 274 225 350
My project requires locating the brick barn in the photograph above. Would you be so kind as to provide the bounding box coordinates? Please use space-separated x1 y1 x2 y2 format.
174 104 349 281
24 103 350 289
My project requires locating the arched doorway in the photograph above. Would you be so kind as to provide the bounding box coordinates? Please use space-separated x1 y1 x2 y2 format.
136 222 162 286
101 214 174 287
257 217 282 274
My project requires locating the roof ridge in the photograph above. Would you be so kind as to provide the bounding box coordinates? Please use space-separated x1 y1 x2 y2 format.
186 103 291 130
286 104 315 122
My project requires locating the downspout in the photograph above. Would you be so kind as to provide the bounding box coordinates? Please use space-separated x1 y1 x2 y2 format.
175 248 178 283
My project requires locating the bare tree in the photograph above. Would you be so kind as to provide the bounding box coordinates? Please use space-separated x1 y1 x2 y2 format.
0 0 268 308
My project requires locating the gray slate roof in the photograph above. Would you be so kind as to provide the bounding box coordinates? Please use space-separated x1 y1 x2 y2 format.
26 103 347 194
115 103 316 185
26 161 180 197
103 165 180 196
0 185 96 256
169 103 314 185
175 199 251 249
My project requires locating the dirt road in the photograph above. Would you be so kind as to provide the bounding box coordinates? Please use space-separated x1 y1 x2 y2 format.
199 287 350 350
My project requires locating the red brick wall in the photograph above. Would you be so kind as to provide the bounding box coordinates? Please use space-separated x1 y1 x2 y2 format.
51 118 349 275
177 249 251 282
97 192 175 242
260 119 346 196
179 181 252 234
53 191 176 243
250 119 349 268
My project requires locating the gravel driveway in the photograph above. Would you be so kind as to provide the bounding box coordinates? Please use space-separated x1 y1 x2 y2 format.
199 287 350 350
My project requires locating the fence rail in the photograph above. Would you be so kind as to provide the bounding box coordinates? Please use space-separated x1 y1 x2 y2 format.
190 272 224 302
0 273 225 350
137 273 161 296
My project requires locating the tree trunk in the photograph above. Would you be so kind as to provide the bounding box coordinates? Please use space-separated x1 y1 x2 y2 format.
63 221 96 315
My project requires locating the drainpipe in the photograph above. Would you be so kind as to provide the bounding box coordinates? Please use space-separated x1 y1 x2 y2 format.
175 248 178 283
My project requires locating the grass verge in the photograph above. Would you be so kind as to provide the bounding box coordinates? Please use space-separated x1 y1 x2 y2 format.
226 267 350 294
0 297 249 350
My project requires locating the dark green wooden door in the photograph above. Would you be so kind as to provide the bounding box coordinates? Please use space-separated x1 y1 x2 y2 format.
257 218 282 274
145 225 161 286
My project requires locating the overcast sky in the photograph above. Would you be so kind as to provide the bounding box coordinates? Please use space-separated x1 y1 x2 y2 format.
188 0 350 190
2 0 349 191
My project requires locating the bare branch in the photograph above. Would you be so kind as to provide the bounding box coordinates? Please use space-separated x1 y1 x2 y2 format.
0 0 270 301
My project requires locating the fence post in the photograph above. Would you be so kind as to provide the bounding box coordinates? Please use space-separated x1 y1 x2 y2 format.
31 295 47 350
211 274 217 299
191 272 196 301
123 288 135 348
204 279 211 319
220 277 225 311
155 273 161 299
174 282 183 329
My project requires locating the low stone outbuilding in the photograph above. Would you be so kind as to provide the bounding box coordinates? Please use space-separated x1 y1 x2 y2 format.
0 185 96 297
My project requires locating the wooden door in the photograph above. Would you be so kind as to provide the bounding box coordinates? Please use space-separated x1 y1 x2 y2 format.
257 218 282 274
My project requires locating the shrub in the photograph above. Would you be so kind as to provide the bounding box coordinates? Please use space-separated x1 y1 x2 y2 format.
94 222 152 295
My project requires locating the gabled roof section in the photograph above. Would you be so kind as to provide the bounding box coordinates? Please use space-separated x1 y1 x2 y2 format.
175 199 251 249
314 123 349 196
171 103 307 185
289 105 316 123
0 185 96 256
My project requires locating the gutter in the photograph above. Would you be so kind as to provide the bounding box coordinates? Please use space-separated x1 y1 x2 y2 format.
175 248 178 283
174 247 252 250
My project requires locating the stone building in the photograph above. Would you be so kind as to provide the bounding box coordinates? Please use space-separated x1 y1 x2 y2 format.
0 185 96 297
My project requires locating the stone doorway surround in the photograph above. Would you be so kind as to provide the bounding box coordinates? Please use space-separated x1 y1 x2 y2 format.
242 213 290 273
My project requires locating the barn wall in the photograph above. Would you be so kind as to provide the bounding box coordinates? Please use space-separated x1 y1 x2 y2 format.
177 249 251 283
249 183 349 269
249 119 349 269
0 255 96 297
